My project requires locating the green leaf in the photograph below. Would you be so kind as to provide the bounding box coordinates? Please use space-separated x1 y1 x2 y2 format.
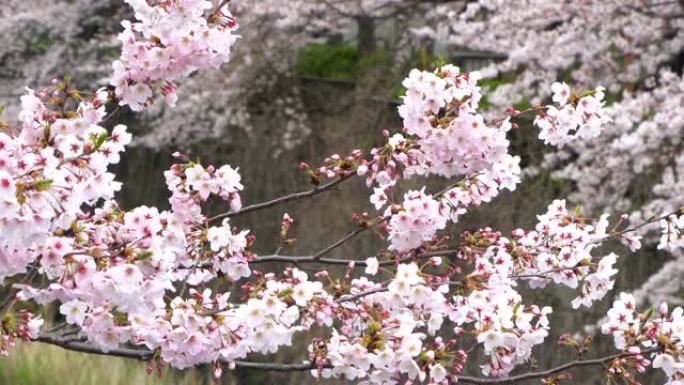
136 251 153 260
92 132 109 151
33 179 53 191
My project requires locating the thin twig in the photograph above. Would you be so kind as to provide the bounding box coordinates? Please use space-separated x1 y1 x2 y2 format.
312 227 369 261
456 348 657 385
209 173 355 223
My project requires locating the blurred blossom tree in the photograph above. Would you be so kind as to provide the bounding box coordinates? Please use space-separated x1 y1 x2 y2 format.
1 1 684 385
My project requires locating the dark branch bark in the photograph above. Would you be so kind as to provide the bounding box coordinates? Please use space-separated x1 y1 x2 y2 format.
209 173 355 223
34 332 316 370
456 348 656 385
311 226 369 261
34 333 154 360
253 249 458 266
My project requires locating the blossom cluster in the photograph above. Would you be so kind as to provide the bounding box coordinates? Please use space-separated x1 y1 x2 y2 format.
441 200 628 375
398 66 509 178
311 263 461 383
366 66 527 252
521 200 620 309
0 84 130 281
3 0 681 383
301 148 366 184
601 293 684 384
0 13 254 366
313 198 633 382
54 267 335 369
658 214 684 251
363 66 520 193
111 0 239 110
385 189 448 252
457 200 625 310
150 268 335 368
453 289 552 377
534 82 611 146
0 310 43 356
443 0 684 314
373 70 611 255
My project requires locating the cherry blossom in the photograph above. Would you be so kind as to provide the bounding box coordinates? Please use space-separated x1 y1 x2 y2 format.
601 293 684 383
1 1 682 385
386 189 448 252
364 257 379 275
534 85 610 146
111 0 239 110
659 214 684 251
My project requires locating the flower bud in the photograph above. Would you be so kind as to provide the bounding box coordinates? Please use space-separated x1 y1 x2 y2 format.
659 302 669 317
627 346 641 354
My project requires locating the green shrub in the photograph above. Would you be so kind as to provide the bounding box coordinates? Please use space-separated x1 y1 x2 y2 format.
295 44 359 79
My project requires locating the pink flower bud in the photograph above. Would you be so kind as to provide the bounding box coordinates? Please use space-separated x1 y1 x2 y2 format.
213 365 223 378
659 302 669 316
229 193 242 212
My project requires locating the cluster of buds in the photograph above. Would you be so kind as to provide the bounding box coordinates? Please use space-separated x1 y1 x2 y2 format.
1 309 43 356
605 349 651 384
277 213 297 250
558 333 594 356
299 149 365 185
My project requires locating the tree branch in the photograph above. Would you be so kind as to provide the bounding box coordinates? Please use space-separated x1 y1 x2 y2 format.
34 333 154 360
33 332 318 371
456 348 656 384
33 331 656 382
251 249 457 267
311 226 369 261
209 173 355 223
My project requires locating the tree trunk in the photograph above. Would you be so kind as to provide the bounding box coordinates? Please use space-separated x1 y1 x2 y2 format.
357 16 376 56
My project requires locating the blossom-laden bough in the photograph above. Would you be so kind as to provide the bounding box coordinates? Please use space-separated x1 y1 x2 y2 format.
1 1 684 384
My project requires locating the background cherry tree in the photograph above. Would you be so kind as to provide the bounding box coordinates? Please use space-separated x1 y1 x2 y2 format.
1 1 684 385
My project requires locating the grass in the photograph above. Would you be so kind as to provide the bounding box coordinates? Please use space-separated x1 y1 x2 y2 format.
0 343 207 385
295 43 393 80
